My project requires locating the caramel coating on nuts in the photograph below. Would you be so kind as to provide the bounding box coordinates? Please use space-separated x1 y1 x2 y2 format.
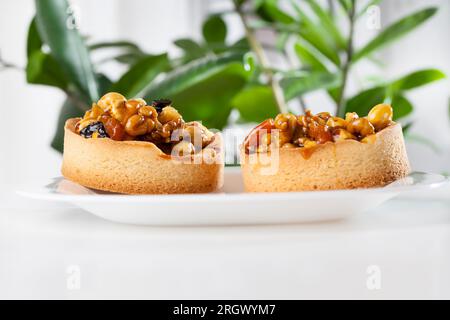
245 104 395 154
125 114 154 136
368 103 393 131
158 106 182 124
326 116 347 129
347 117 375 137
97 93 127 121
138 105 158 120
76 92 214 155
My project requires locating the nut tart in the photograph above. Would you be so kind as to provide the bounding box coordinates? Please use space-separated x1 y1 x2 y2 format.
62 92 223 194
240 104 410 192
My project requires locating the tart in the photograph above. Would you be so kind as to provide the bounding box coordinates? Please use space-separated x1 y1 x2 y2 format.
62 92 223 194
240 104 410 192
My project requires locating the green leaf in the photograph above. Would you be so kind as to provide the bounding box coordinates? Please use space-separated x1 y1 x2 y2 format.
232 85 278 123
353 7 438 63
110 52 146 65
51 99 84 153
26 51 69 89
174 38 207 61
357 0 382 18
110 54 169 98
294 41 328 72
299 25 341 66
338 0 352 13
26 17 69 89
174 39 204 53
402 122 413 133
230 37 250 51
391 94 413 120
281 72 341 100
344 86 387 116
290 1 341 66
26 18 42 58
170 65 247 129
202 15 227 49
327 87 340 104
89 41 142 52
304 0 346 49
143 53 246 99
91 41 146 66
143 53 248 129
390 69 445 91
256 0 295 24
234 0 246 8
35 0 99 102
96 73 113 95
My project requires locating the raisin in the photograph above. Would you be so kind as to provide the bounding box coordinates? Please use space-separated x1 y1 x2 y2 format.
152 99 172 113
100 116 125 141
80 121 109 139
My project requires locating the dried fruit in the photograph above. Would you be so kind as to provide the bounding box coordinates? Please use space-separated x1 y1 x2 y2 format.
152 99 172 113
79 122 109 139
100 116 125 141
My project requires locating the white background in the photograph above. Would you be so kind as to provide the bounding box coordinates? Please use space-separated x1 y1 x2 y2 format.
0 0 449 186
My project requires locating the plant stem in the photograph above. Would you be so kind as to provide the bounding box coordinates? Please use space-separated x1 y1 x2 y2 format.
328 0 335 17
336 0 356 118
298 97 307 113
234 1 288 114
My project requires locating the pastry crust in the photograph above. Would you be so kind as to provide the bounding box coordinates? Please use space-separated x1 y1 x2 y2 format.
62 118 224 194
240 123 410 192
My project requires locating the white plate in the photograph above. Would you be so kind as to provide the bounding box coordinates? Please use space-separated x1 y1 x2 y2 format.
16 169 447 226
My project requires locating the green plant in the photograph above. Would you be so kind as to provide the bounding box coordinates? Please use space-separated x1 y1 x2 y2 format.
245 0 445 118
3 0 446 152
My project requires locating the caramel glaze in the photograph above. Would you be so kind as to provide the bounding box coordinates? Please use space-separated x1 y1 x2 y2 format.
299 145 317 160
246 126 382 160
159 154 172 160
244 105 393 159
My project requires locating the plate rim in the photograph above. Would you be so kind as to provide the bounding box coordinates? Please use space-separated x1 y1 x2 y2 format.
15 171 448 204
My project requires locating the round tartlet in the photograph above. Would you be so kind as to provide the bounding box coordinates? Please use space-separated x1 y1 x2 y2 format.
62 118 224 194
240 123 410 192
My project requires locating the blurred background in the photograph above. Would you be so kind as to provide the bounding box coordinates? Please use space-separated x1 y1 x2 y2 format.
0 0 449 186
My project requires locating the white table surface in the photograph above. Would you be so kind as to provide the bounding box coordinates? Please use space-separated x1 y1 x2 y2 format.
1 185 450 300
